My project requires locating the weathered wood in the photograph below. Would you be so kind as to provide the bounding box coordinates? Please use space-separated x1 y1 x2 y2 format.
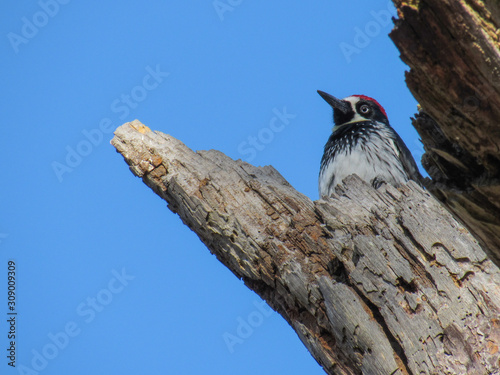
390 0 500 265
112 120 500 375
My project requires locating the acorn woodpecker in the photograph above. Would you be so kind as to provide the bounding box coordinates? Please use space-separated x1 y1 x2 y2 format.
317 90 422 198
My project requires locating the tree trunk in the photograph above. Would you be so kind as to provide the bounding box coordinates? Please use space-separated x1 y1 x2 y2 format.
111 121 500 375
390 0 500 266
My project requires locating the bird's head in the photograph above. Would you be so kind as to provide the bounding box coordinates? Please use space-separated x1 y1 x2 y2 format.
317 90 388 129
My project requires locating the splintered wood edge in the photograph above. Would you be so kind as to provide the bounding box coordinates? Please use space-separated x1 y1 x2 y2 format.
110 120 500 375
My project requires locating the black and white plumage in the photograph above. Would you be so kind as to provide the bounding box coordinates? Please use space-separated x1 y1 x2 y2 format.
317 90 422 198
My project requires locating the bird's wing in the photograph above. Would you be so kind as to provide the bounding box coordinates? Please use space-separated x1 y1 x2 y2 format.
391 131 423 184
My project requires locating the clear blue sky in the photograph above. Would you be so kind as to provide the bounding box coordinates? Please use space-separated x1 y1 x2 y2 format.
1 2 423 374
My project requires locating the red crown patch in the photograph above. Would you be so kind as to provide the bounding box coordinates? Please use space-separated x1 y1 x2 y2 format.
351 95 387 117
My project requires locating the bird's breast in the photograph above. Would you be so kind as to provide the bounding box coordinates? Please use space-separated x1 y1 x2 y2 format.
319 122 409 197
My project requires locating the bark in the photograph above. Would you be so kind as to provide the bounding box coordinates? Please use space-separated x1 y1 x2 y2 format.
111 121 500 375
390 0 500 265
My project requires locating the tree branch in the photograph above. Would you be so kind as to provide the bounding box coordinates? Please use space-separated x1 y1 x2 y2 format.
390 0 500 265
111 120 500 375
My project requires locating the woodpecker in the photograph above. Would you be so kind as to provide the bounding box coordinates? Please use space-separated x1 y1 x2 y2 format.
317 90 422 198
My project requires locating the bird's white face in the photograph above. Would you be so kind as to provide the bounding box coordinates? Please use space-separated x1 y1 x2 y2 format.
317 90 389 131
333 96 364 130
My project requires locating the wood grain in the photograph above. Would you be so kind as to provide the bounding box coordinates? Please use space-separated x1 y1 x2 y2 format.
112 121 500 374
390 0 500 265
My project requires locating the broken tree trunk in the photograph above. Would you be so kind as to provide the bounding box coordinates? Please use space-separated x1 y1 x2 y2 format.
390 0 500 265
112 120 500 375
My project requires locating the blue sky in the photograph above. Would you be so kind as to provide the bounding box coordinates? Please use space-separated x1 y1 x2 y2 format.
1 1 423 374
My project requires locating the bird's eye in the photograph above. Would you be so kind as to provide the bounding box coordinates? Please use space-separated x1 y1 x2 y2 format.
360 104 371 114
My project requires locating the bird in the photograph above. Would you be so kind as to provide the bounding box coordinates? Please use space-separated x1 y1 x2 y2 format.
317 90 422 198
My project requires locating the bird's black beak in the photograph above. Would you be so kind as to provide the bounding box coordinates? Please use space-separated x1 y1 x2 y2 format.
317 90 350 114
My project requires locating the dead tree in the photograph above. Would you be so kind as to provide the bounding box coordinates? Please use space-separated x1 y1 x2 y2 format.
111 121 500 375
390 0 500 265
110 1 500 374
